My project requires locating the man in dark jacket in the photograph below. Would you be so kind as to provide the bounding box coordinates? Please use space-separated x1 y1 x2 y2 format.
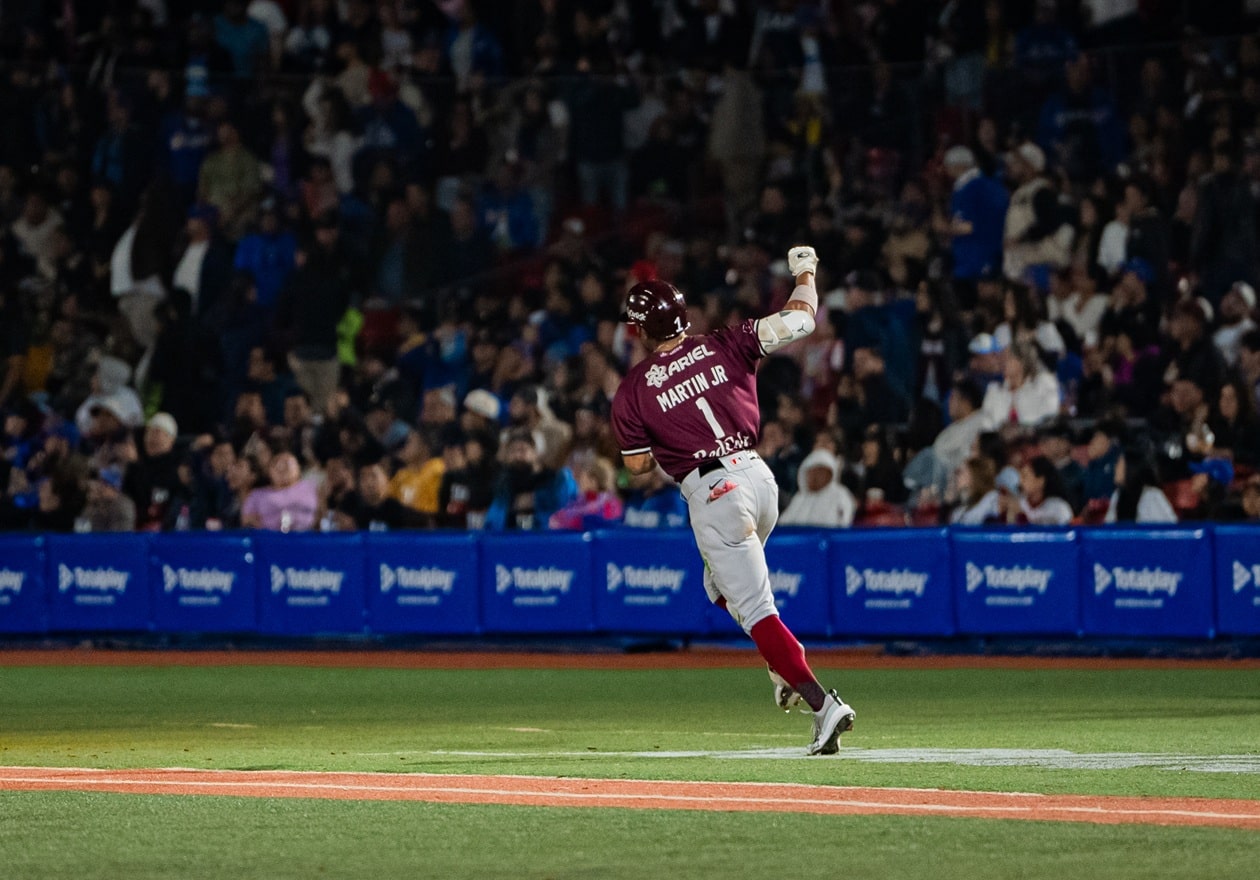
1192 140 1260 303
274 212 362 414
484 429 576 530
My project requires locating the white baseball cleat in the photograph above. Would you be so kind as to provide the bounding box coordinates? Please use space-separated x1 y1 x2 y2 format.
788 245 818 277
768 668 804 712
806 689 855 756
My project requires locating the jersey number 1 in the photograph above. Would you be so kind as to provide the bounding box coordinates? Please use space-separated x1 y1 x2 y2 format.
695 396 726 439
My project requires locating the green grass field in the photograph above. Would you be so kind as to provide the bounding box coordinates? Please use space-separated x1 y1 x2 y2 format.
2 660 1258 879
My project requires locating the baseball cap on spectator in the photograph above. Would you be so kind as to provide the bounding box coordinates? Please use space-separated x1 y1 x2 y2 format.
995 466 1021 495
1012 142 1046 173
89 394 132 424
968 333 1004 355
95 466 124 492
464 389 501 422
1232 281 1257 311
1119 258 1155 285
147 412 179 440
943 145 976 170
1189 457 1234 487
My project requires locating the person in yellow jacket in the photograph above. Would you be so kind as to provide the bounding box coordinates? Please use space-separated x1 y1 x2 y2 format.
388 427 444 523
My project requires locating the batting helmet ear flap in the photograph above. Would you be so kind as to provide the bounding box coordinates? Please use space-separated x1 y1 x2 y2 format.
622 280 691 340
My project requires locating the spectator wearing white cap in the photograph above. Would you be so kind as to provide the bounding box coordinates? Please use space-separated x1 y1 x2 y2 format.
1003 141 1074 284
122 412 188 531
1213 281 1258 367
461 388 502 436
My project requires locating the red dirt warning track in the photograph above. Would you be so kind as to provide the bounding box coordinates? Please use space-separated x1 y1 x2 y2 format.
3 767 1258 830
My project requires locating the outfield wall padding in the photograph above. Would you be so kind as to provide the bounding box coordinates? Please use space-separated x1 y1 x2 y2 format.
0 526 1256 639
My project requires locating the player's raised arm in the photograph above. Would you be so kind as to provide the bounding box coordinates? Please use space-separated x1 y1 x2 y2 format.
757 246 820 354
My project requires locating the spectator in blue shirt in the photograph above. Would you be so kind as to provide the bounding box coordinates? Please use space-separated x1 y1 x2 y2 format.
233 201 297 311
1038 54 1125 184
159 87 215 206
621 466 689 528
1015 0 1080 93
214 0 270 79
355 72 424 165
478 158 542 253
940 146 1008 304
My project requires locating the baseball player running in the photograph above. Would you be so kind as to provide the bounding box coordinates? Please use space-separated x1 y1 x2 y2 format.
611 246 855 755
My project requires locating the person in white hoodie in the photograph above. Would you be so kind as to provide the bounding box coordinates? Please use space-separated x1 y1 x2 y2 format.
74 355 144 436
780 447 857 527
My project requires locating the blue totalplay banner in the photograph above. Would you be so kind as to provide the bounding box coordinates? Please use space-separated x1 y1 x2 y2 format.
592 530 707 634
1080 528 1215 638
480 533 593 633
150 534 258 633
828 529 954 636
366 533 480 634
1212 525 1260 636
47 533 151 631
953 529 1080 636
255 533 367 635
0 534 46 633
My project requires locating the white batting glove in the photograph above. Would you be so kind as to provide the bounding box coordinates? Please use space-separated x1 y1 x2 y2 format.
788 245 818 277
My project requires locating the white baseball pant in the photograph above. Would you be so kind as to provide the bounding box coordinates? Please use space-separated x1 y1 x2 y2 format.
679 451 780 633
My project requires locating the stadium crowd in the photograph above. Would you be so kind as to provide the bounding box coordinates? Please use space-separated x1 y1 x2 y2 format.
3 0 1260 536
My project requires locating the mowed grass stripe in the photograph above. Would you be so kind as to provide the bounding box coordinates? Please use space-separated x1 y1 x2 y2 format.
4 791 1260 880
3 767 1260 829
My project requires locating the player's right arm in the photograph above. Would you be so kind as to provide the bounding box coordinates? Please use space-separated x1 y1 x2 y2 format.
756 246 821 355
611 384 657 475
622 452 656 475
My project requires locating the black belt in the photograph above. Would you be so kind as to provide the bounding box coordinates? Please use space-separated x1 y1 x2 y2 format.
697 459 724 478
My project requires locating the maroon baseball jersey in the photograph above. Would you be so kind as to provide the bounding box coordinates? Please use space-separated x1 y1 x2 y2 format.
612 320 764 482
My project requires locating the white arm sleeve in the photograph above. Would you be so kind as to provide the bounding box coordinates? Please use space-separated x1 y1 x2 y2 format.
756 309 816 354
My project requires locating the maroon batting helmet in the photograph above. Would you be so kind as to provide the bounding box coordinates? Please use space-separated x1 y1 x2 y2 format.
621 280 690 340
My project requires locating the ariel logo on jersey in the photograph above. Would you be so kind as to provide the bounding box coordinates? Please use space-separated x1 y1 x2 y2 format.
645 344 717 388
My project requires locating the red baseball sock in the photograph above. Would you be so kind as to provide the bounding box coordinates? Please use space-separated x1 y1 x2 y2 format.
750 615 824 711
